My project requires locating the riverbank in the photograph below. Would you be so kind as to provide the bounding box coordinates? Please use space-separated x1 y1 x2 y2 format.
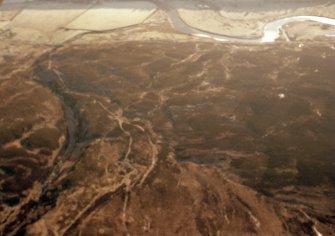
1 0 335 44
175 0 335 39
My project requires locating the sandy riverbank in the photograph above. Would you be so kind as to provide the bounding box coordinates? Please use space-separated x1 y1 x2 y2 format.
174 0 335 38
1 0 335 44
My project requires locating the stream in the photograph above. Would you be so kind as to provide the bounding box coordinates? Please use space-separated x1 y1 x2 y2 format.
164 6 335 43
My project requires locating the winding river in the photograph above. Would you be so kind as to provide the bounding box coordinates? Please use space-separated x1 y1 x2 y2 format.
1 0 335 44
164 6 335 43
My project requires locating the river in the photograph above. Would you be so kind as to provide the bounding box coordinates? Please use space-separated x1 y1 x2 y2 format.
164 6 335 43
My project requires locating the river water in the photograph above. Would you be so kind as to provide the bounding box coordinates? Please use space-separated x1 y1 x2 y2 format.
166 8 335 43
